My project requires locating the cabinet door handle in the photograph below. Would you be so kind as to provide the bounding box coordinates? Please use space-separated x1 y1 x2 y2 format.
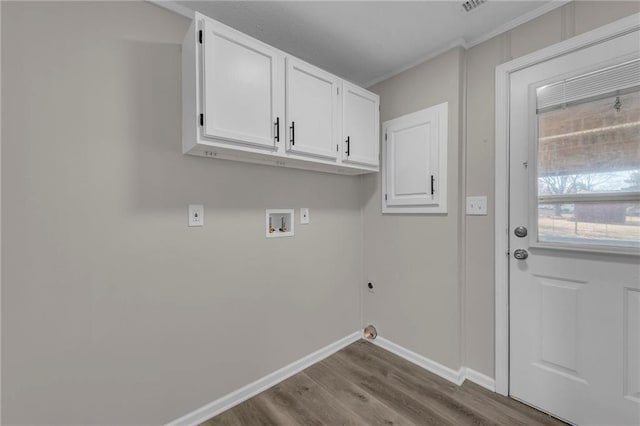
431 175 435 195
345 136 350 156
274 117 280 142
290 121 295 146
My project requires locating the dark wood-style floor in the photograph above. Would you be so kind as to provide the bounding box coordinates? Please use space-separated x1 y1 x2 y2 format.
201 339 565 426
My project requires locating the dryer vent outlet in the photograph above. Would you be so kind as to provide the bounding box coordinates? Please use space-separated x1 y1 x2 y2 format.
364 325 378 340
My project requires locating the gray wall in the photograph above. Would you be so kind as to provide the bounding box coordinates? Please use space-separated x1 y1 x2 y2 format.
2 1 639 425
363 47 464 370
1 2 362 425
463 0 640 378
361 0 639 379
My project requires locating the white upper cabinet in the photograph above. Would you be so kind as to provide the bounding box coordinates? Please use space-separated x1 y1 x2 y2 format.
341 82 380 167
182 12 379 175
201 18 280 150
285 58 339 160
382 103 448 214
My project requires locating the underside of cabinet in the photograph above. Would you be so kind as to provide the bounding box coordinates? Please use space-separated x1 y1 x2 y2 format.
185 142 372 175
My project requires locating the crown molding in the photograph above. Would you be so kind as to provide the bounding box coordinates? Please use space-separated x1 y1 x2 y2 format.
364 39 467 88
147 0 194 19
466 0 571 48
146 0 572 90
365 1 571 88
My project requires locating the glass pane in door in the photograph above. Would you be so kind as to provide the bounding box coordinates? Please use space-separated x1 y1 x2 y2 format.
538 202 640 248
536 90 640 249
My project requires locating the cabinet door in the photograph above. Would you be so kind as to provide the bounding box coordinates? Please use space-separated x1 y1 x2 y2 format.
201 18 279 150
341 82 379 167
285 58 338 160
383 103 448 213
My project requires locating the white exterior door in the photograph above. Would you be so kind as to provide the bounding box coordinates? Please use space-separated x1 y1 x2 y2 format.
509 29 640 426
285 58 339 160
201 18 280 149
342 82 379 167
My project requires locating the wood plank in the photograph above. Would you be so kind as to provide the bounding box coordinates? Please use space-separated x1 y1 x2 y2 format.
199 340 567 426
222 393 290 426
347 340 460 394
262 372 362 425
333 346 498 426
458 381 564 426
305 358 416 426
347 341 564 426
256 378 323 426
200 408 240 426
321 350 455 425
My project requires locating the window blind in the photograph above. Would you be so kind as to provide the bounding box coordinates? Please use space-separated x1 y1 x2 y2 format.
536 58 640 113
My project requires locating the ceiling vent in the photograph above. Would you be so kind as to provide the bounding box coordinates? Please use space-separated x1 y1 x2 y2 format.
462 0 487 12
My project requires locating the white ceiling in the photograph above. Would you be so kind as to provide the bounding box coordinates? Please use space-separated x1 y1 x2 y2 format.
172 1 565 87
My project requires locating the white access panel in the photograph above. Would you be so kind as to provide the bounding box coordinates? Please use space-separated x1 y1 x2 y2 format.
201 18 279 149
285 58 339 160
382 103 447 213
342 82 379 167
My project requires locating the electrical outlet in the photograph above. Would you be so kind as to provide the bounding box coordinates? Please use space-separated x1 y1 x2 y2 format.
466 196 487 215
300 208 310 224
188 204 204 226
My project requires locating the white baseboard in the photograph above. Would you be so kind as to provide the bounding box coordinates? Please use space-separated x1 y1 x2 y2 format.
463 367 496 392
167 333 497 426
166 331 362 426
371 337 466 385
371 337 496 392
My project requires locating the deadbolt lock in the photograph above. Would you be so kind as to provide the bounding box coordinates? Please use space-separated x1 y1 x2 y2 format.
514 226 528 238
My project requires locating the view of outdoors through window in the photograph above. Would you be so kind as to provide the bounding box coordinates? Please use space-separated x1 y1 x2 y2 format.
537 90 640 248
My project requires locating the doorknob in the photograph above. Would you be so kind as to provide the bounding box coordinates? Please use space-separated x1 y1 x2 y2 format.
514 226 528 238
513 249 529 260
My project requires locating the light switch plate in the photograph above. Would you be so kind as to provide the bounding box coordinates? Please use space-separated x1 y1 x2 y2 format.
189 204 204 226
300 208 310 224
466 196 487 215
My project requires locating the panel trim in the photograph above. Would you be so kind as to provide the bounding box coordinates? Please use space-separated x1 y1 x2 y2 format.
165 331 362 426
494 13 640 397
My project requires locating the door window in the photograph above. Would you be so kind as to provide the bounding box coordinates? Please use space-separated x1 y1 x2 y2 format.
534 61 640 250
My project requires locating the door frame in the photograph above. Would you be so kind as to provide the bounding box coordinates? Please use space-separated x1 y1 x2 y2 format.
493 13 640 397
